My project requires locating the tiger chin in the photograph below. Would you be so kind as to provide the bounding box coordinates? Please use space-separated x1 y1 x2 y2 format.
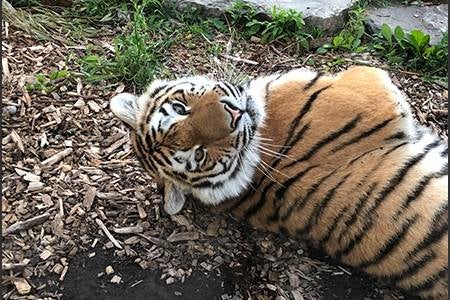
110 66 448 299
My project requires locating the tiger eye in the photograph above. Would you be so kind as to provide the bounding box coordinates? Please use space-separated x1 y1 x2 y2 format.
172 102 188 115
194 148 205 162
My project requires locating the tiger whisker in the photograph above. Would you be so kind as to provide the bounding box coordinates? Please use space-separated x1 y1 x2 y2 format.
245 145 285 186
257 145 296 161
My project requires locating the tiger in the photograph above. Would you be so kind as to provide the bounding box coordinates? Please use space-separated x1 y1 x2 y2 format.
109 66 448 299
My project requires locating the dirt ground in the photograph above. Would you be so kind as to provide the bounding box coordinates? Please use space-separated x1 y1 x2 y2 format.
2 20 447 300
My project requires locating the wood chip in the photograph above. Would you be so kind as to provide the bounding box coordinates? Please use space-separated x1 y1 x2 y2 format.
111 275 122 284
95 218 123 249
23 172 41 182
137 203 147 219
40 249 53 260
87 100 101 113
291 291 304 300
113 225 143 234
13 278 31 295
28 181 44 192
167 231 199 243
10 129 25 153
105 265 114 275
41 148 73 166
2 263 28 271
2 57 10 78
52 263 64 274
4 212 50 235
59 265 69 281
83 186 96 211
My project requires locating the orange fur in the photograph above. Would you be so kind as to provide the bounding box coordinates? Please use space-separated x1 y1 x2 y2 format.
111 66 448 299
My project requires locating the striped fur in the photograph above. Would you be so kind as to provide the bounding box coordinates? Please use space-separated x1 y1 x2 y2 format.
110 67 448 299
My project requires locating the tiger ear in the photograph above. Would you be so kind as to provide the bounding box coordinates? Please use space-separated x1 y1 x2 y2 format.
163 181 186 215
110 93 138 129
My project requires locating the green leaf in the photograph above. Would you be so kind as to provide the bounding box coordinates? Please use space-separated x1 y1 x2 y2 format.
316 47 328 54
394 26 405 43
380 23 392 47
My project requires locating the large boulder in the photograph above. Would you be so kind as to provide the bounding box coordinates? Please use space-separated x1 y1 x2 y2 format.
366 4 448 44
169 0 355 34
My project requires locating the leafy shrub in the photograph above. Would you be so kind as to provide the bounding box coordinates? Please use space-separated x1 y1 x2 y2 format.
374 24 448 76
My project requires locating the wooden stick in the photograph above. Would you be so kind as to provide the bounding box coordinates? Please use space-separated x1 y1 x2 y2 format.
4 213 50 235
220 54 259 65
95 219 123 249
41 148 73 166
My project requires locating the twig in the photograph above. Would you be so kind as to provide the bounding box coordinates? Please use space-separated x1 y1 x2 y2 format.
95 219 123 249
113 225 143 234
4 213 50 235
2 263 28 271
220 54 259 65
41 148 73 166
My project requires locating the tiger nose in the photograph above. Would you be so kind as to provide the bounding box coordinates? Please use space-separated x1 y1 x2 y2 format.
223 103 242 129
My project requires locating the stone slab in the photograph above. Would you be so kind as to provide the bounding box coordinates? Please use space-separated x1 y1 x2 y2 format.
366 4 448 44
170 0 355 34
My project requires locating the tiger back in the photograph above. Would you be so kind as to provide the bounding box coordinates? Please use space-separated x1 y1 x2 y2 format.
110 66 448 299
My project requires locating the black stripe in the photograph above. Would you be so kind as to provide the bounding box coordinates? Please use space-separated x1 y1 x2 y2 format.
337 182 378 244
303 72 323 91
386 251 436 284
366 140 441 215
382 141 409 156
280 168 338 222
160 107 169 116
385 131 407 141
356 214 419 269
347 147 382 166
193 159 242 189
393 163 448 218
233 86 330 212
267 164 319 222
441 147 448 157
317 205 350 248
191 161 228 183
243 180 277 221
284 114 362 168
146 84 188 126
214 85 230 97
149 84 169 98
408 202 448 259
337 140 440 258
332 118 394 153
335 218 374 259
407 267 448 294
296 173 351 236
134 136 156 173
150 127 157 142
222 81 238 98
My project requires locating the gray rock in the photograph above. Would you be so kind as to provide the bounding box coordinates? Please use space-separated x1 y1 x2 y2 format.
366 4 448 44
169 0 354 34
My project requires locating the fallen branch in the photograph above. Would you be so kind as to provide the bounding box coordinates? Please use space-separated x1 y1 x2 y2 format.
95 219 123 249
4 213 50 235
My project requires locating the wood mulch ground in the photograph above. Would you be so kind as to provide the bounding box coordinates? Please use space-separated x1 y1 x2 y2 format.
2 18 447 300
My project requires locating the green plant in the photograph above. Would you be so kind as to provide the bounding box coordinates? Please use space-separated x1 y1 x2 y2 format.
261 6 307 47
26 70 70 92
226 0 261 37
373 24 448 76
332 6 366 52
227 2 309 49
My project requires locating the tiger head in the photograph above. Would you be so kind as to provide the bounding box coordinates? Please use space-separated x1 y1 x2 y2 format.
110 76 268 214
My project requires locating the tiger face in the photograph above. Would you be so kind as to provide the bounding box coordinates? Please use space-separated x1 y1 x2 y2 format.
110 76 267 213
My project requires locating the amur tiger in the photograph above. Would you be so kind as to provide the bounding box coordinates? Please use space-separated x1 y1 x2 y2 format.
110 66 448 299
